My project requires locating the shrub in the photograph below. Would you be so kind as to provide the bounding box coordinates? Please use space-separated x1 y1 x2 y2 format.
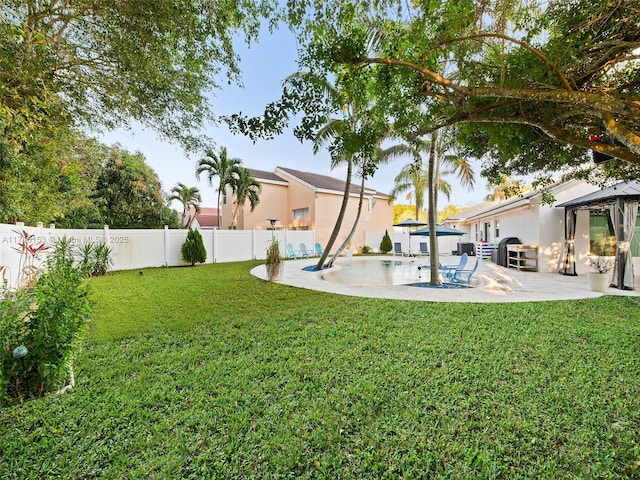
380 230 393 253
361 245 373 254
1 240 92 402
78 241 113 277
265 239 283 281
181 228 207 265
93 242 114 276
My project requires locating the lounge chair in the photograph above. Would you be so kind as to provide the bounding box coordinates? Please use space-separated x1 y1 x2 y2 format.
299 242 314 258
314 242 323 256
286 243 300 259
418 242 429 256
440 253 468 276
445 257 481 285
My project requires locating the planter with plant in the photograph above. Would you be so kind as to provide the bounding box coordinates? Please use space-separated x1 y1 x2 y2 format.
265 239 283 281
587 255 613 292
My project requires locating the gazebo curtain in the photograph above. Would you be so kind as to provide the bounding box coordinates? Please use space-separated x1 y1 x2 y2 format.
608 201 638 290
560 208 577 276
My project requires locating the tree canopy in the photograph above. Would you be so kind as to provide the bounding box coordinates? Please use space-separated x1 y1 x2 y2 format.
229 0 640 185
1 0 278 146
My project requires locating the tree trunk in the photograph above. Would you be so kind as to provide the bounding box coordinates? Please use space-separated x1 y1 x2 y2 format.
327 173 366 267
216 190 222 230
428 131 440 285
314 159 354 270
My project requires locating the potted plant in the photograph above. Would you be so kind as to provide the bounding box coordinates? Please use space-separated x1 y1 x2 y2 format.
587 255 613 292
265 239 283 281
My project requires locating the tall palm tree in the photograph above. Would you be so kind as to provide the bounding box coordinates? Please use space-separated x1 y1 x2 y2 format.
230 168 261 229
195 147 242 229
168 182 201 228
388 138 458 221
389 133 475 283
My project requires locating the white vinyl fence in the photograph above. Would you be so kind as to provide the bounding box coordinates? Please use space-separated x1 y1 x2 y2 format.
0 223 315 289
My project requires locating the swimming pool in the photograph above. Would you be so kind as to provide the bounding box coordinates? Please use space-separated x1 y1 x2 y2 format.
320 258 426 286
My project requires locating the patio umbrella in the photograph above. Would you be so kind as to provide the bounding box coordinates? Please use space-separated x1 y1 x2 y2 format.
393 218 427 255
410 224 465 237
393 218 428 228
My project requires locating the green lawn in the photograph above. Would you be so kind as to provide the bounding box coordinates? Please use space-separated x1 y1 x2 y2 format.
2 261 640 479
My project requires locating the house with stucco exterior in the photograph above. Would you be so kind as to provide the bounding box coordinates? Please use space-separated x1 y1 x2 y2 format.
219 166 393 250
443 179 640 287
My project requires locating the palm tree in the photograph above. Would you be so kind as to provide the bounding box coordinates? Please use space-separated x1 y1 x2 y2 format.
230 168 261 229
168 182 201 228
388 138 458 221
195 147 242 229
485 175 526 202
389 133 475 284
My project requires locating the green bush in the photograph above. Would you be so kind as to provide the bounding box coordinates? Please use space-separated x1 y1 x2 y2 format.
78 241 113 277
181 228 207 265
1 240 92 402
361 245 373 254
380 230 393 253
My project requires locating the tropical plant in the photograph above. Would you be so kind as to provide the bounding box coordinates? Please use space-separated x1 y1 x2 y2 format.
196 147 243 230
11 229 49 290
264 239 283 281
485 175 527 202
168 183 202 228
230 168 261 229
93 243 114 276
1 238 92 402
181 228 207 266
380 230 393 253
78 241 114 277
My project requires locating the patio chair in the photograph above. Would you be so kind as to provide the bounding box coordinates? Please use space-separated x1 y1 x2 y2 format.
418 242 429 256
299 242 314 258
314 242 324 256
286 243 300 259
445 257 481 285
440 253 468 276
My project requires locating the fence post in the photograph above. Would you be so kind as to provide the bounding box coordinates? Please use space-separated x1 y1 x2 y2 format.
163 225 169 267
212 227 217 263
252 229 256 260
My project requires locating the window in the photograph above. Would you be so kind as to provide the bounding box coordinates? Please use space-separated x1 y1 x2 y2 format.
495 220 500 238
222 194 227 205
292 208 309 220
589 211 616 256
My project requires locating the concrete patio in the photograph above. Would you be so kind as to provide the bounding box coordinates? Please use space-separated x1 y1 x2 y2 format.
251 255 640 303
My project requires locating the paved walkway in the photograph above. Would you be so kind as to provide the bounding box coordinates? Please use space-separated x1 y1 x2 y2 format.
251 255 640 303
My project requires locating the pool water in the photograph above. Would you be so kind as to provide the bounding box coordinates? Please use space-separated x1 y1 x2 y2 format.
320 258 427 287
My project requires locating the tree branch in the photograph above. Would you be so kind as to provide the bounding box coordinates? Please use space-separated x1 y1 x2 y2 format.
440 33 574 91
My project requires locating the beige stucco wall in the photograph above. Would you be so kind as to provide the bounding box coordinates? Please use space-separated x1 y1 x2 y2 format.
314 192 393 252
284 177 316 231
237 181 289 231
225 171 393 251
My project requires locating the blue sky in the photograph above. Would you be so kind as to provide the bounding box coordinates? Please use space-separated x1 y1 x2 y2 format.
100 26 490 211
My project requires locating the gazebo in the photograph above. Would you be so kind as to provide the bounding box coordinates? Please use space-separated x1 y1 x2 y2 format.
556 180 640 290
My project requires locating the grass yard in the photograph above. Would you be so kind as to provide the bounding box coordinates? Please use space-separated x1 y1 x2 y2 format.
1 261 640 479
